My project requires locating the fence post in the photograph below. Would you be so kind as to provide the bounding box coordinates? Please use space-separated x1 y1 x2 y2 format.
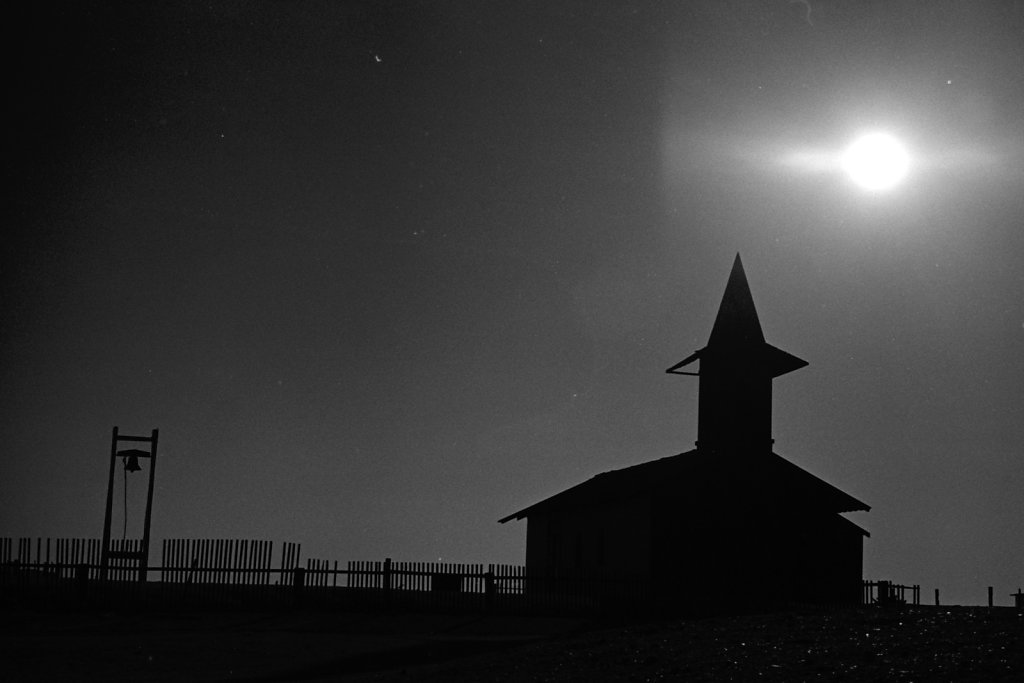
935 588 940 606
485 568 495 612
75 563 89 606
293 567 306 607
988 586 993 608
383 558 392 608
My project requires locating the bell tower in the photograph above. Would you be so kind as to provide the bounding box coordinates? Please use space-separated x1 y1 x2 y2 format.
667 255 807 454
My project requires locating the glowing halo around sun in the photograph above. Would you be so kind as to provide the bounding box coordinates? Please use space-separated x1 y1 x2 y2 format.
840 132 911 191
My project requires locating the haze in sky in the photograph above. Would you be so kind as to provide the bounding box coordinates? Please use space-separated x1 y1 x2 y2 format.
3 1 1022 606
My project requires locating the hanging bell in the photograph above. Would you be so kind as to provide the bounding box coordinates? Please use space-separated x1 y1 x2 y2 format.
120 449 145 473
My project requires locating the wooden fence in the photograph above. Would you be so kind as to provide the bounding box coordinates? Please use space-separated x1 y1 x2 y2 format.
1 537 651 614
2 537 923 615
300 558 654 614
0 537 147 582
159 539 300 585
1 537 137 579
862 580 921 605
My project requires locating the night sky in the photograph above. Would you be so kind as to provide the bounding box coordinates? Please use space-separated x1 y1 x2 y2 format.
3 1 1022 606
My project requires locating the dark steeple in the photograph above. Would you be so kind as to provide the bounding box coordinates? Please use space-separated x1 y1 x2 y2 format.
667 254 807 453
707 254 765 348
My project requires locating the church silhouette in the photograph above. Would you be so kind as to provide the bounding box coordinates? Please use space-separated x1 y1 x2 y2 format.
501 255 869 610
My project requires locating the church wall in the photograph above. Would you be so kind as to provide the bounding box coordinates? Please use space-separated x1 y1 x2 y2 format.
650 497 784 607
524 495 863 609
648 497 865 609
524 495 653 579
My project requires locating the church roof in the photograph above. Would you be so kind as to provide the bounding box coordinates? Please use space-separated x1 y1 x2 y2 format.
498 449 870 527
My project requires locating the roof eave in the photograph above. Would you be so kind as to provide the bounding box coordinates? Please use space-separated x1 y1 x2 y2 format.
497 511 525 524
666 349 703 375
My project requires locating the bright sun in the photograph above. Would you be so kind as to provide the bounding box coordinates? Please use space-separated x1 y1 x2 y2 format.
841 132 911 191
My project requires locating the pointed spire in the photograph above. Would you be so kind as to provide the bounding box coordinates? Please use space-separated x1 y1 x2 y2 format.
707 254 765 348
667 253 808 453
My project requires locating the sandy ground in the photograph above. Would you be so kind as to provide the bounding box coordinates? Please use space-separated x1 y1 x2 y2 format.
0 610 583 682
2 606 1021 682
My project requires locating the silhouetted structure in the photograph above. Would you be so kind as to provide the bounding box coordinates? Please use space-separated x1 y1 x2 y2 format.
500 255 869 610
101 427 159 582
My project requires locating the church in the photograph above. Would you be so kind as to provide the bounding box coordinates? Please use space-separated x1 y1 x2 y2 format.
499 255 869 609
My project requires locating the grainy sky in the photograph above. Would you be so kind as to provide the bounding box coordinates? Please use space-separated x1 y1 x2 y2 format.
3 1 1022 606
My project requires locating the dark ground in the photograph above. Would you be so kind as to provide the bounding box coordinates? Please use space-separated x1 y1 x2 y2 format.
1 606 1021 682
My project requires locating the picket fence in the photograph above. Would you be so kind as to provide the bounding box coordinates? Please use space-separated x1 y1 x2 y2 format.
3 537 908 614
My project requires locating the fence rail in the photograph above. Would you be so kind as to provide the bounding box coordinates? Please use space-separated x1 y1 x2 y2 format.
3 536 921 615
